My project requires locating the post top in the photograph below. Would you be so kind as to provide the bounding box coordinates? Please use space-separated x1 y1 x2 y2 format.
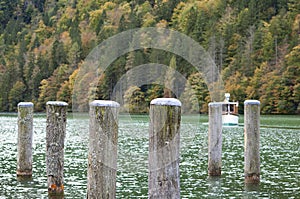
150 98 181 107
208 102 223 106
46 101 68 106
90 100 120 108
18 102 34 107
244 100 260 105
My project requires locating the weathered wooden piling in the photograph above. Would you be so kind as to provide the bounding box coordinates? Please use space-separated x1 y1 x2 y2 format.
149 98 181 199
46 101 68 196
17 102 34 177
244 100 260 184
208 102 223 176
87 100 120 199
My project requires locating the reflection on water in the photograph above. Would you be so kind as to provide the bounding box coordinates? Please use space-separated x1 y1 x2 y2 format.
0 114 299 198
243 183 260 199
207 176 222 198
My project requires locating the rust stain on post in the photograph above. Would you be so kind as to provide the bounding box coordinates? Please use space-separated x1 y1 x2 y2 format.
46 101 68 196
244 100 260 184
149 98 181 199
87 100 120 199
17 102 34 177
208 102 222 176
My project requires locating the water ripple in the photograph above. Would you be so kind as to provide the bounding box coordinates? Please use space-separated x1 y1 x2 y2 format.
0 114 299 198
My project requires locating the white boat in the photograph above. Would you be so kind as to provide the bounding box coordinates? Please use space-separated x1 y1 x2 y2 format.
221 93 239 126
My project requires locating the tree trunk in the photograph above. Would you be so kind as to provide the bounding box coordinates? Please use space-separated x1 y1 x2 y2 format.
208 102 222 176
87 100 120 199
149 98 181 199
17 102 34 177
46 101 68 196
244 100 260 184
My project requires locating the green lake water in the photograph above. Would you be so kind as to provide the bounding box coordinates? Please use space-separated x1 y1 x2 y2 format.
0 113 299 198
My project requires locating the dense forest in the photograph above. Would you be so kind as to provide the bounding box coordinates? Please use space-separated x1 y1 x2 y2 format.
0 0 299 114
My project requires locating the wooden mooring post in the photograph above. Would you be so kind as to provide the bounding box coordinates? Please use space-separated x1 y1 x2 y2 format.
17 102 34 178
87 100 120 199
244 100 260 184
149 98 181 199
46 101 68 196
208 102 222 176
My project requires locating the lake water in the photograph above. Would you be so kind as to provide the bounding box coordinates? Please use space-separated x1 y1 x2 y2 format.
0 113 299 198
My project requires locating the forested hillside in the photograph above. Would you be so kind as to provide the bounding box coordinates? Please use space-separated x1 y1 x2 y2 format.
0 0 299 114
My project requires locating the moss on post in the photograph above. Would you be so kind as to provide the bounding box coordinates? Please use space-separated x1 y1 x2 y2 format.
149 98 181 199
17 102 34 177
87 100 120 199
46 101 68 196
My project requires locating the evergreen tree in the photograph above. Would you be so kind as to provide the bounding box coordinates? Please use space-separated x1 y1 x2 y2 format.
8 81 26 111
164 55 176 98
0 0 298 114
